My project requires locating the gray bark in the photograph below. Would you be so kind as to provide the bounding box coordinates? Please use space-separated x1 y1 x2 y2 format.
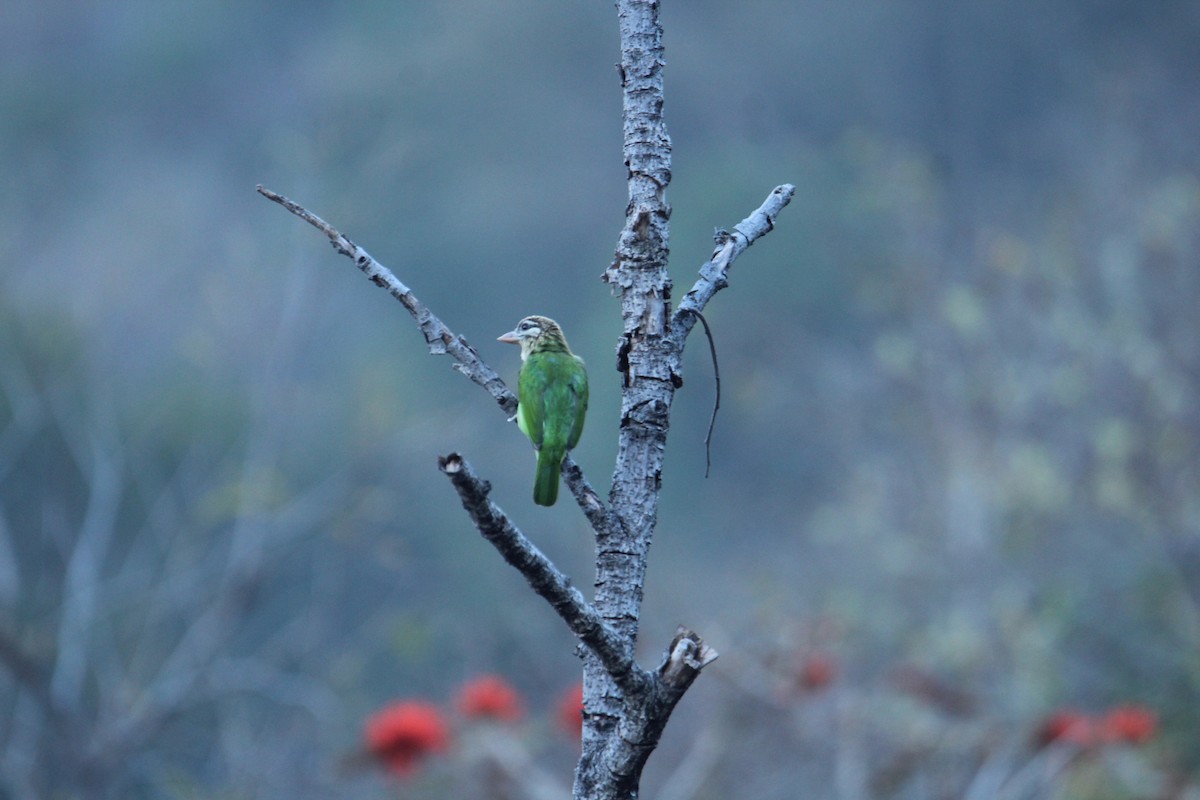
259 2 793 797
580 4 793 796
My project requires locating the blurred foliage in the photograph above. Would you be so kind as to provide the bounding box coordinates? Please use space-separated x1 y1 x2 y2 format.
1 0 1199 798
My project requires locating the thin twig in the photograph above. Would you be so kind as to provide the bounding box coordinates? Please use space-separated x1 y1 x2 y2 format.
0 628 62 727
655 724 723 800
682 309 720 478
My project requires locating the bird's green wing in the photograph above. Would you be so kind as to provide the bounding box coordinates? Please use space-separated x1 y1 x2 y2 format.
517 356 548 448
535 353 586 454
516 349 587 506
566 355 588 450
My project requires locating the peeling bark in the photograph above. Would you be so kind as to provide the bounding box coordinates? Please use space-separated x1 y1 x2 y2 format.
259 3 792 797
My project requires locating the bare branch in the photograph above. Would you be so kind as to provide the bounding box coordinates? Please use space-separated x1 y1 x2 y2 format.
438 441 724 800
0 627 60 725
560 455 617 534
259 3 785 794
587 10 678 790
468 727 571 800
671 183 796 346
575 3 769 797
49 433 123 712
438 453 651 697
604 628 718 796
205 657 343 721
0 354 47 485
256 185 617 532
658 627 719 688
655 724 723 800
256 185 512 408
85 441 336 768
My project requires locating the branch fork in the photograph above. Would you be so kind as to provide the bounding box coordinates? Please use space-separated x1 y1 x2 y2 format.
259 6 792 795
258 167 787 796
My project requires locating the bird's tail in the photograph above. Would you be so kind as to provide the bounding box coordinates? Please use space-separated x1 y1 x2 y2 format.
533 448 562 506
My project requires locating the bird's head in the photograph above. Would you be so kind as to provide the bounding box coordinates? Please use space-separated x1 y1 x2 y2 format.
498 315 568 361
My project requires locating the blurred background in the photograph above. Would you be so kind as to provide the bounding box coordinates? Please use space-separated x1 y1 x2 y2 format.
2 1 1198 798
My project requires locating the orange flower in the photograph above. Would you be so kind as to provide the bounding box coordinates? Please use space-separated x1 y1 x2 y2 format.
1099 704 1157 745
556 683 584 738
1036 710 1095 748
455 675 524 722
364 701 451 777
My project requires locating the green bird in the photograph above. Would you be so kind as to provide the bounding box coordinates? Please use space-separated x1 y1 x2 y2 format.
498 315 588 506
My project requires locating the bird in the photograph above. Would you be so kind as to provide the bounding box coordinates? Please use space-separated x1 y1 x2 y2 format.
498 315 588 506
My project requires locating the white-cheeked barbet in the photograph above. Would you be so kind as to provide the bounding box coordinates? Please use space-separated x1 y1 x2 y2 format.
498 316 588 506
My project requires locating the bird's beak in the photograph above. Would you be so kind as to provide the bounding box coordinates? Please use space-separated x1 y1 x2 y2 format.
497 330 520 344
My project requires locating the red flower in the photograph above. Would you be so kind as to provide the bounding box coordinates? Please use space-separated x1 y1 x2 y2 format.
1099 704 1157 745
797 652 837 692
556 683 584 738
1036 710 1096 748
455 675 524 722
364 701 451 777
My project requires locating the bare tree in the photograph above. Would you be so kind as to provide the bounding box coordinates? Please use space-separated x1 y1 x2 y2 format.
0 302 350 799
260 2 793 797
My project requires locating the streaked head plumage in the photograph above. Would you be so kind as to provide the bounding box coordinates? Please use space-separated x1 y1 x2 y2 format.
498 315 569 360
